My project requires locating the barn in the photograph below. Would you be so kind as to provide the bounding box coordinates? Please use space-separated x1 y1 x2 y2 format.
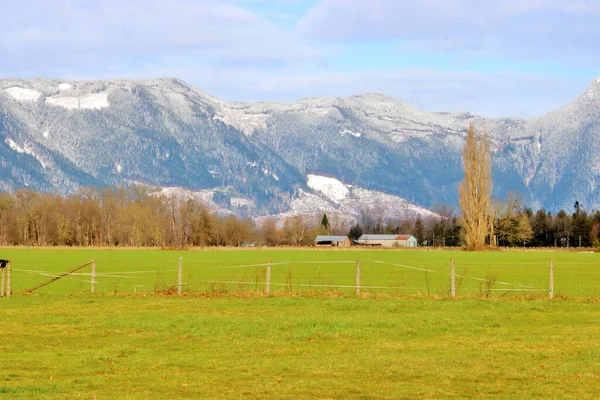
358 234 418 248
314 236 351 247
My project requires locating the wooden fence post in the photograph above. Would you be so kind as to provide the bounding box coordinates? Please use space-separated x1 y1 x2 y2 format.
6 262 11 298
178 257 183 296
1 267 4 297
356 259 361 296
266 259 271 295
549 258 554 300
91 260 96 294
450 258 456 298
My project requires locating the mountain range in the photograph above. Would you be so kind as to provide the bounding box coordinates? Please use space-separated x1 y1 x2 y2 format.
1 76 599 223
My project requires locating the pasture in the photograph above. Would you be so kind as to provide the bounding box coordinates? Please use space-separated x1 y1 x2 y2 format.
1 248 600 398
3 248 600 297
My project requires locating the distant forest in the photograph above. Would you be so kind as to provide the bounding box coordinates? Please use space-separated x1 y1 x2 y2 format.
0 187 598 248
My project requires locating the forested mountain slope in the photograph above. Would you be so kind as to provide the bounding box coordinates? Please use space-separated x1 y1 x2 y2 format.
0 76 598 220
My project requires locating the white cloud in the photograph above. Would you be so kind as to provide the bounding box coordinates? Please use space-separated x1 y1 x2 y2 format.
0 0 322 64
0 0 596 118
298 0 600 61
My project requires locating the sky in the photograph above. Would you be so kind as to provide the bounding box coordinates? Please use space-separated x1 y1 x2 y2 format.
1 0 600 117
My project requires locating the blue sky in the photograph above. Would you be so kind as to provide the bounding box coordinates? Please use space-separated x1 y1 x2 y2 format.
1 0 599 117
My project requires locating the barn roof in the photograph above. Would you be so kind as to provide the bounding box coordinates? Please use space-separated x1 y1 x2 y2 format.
315 236 349 242
397 235 416 240
359 234 415 241
359 234 399 240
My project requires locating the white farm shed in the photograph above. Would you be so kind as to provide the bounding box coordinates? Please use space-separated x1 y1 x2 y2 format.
358 234 418 248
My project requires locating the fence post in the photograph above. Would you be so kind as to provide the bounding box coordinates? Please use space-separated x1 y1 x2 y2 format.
91 260 96 294
266 259 271 295
6 262 11 298
356 259 361 296
549 258 554 300
1 267 4 297
450 258 456 298
178 257 183 296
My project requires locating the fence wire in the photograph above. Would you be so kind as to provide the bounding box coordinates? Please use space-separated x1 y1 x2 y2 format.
10 257 561 298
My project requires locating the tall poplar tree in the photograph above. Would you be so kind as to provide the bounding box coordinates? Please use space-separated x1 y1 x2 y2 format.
459 123 492 250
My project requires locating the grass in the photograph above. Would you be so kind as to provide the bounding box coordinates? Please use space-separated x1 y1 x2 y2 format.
2 295 600 399
3 247 600 298
1 248 600 398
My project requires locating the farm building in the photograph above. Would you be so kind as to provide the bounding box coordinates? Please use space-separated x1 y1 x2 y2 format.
314 236 351 247
358 234 418 248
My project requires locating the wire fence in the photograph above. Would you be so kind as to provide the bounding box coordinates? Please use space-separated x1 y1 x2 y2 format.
6 256 571 299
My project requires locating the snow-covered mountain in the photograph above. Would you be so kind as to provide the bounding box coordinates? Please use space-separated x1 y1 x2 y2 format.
0 76 598 221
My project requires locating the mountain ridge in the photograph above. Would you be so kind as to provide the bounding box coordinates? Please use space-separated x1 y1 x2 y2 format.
0 76 598 221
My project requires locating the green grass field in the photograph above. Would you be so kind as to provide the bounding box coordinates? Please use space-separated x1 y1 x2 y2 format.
1 248 600 398
3 248 600 298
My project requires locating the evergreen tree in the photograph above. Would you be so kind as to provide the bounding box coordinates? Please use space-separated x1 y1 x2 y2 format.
320 213 330 235
532 209 552 247
591 211 600 247
554 210 571 247
414 216 425 246
348 223 363 240
571 202 591 247
446 217 462 247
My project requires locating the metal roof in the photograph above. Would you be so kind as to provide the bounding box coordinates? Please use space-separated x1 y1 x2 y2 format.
359 234 415 241
397 235 416 240
315 236 349 242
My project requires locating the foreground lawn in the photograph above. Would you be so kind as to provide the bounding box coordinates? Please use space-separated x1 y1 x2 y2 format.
1 295 599 399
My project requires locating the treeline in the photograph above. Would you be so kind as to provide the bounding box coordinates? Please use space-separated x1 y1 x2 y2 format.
0 187 598 248
0 187 346 247
0 187 255 247
348 205 462 247
354 197 600 248
492 198 600 248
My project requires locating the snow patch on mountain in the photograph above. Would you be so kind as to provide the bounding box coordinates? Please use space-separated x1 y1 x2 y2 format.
157 186 233 215
303 175 436 223
213 102 272 136
344 188 438 220
341 128 361 138
46 96 79 109
6 139 46 168
4 87 41 102
80 93 109 109
255 189 352 229
46 92 110 110
256 184 438 229
291 189 337 214
261 167 279 181
58 83 72 91
307 174 349 202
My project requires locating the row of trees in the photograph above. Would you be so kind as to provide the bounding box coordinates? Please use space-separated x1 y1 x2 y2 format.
0 184 597 248
343 198 600 248
496 198 600 248
0 187 382 247
456 123 600 249
0 187 258 247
